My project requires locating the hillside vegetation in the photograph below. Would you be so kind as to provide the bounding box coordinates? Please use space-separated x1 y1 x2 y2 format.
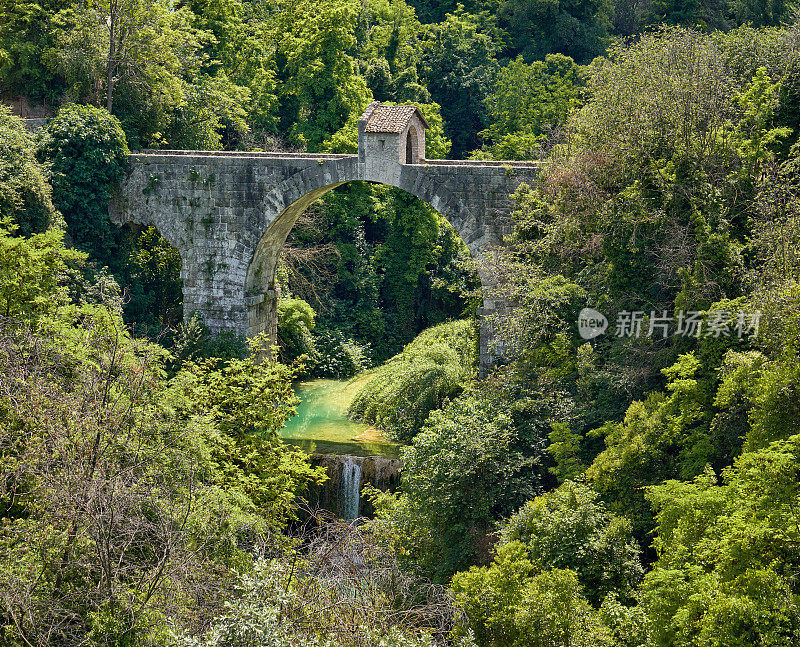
3 0 800 645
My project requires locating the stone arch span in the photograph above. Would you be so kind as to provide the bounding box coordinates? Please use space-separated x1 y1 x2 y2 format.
244 160 505 348
109 150 537 375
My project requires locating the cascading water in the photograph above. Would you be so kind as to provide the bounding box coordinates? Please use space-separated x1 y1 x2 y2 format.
310 454 401 520
339 458 362 520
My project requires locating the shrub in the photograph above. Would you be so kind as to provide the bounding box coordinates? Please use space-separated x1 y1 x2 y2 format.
311 328 371 379
179 523 473 647
348 319 477 442
452 544 616 647
368 380 548 581
169 312 248 372
0 106 58 234
277 297 319 369
37 103 129 267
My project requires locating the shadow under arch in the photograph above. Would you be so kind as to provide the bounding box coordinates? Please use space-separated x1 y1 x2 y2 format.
246 164 489 345
115 222 184 334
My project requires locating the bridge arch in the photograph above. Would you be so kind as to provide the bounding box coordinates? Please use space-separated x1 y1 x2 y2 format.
244 160 494 345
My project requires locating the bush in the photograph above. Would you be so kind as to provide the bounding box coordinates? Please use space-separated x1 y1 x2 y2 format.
277 297 319 369
0 106 58 234
368 381 548 581
169 312 248 373
501 480 643 606
179 523 473 647
348 319 477 442
452 545 616 647
37 103 129 267
311 328 371 379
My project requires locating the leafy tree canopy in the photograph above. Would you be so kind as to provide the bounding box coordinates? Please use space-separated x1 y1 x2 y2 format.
477 53 583 160
0 108 59 234
37 103 129 267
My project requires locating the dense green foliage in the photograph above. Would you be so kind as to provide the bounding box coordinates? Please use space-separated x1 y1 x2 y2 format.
277 297 319 365
277 297 372 378
0 219 81 318
454 550 616 647
0 218 326 644
477 53 583 160
447 483 640 646
121 224 184 334
281 182 480 363
500 480 643 606
366 20 800 647
643 439 800 646
349 319 477 441
498 0 613 64
368 376 553 579
0 107 58 235
5 0 800 644
36 103 129 264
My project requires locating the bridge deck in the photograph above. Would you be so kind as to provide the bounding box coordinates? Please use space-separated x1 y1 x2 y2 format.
135 150 357 160
132 150 539 168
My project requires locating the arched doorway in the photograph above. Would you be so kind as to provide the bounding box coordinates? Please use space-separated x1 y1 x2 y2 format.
405 127 418 164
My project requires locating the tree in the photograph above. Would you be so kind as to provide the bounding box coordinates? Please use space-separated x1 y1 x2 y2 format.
586 353 714 541
479 53 583 159
501 480 643 605
171 72 251 150
728 0 796 27
51 0 200 120
369 380 548 580
0 231 322 643
0 0 69 104
37 103 129 267
452 543 616 647
497 0 612 64
643 436 800 646
512 569 616 647
420 8 500 158
269 0 372 151
277 297 319 366
358 0 431 104
0 220 83 320
450 481 641 646
0 107 59 235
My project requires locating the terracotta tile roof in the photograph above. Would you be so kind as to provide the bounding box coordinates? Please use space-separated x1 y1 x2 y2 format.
361 102 429 133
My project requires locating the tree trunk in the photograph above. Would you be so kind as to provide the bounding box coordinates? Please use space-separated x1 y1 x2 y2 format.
106 5 115 113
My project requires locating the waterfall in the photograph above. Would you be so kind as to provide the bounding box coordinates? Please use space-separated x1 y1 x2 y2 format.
309 454 402 520
339 458 362 520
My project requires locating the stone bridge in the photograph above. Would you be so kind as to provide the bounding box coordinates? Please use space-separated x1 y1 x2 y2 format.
109 102 537 374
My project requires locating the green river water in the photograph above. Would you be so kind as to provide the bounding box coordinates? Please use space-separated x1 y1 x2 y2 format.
279 378 400 458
